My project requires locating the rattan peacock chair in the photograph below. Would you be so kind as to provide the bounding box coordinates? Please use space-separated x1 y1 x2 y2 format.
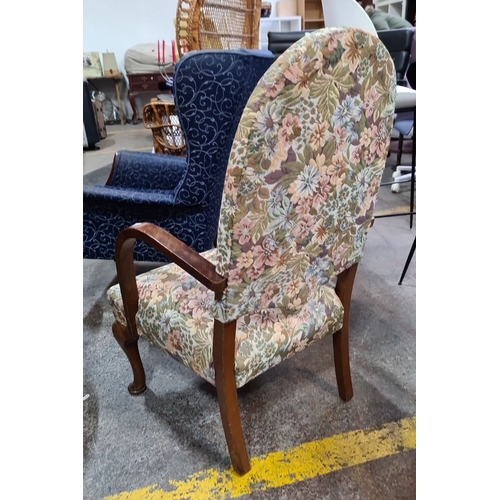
176 0 262 56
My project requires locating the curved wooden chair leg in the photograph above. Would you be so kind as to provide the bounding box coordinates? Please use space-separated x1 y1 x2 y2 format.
333 264 358 402
112 322 147 395
213 319 251 475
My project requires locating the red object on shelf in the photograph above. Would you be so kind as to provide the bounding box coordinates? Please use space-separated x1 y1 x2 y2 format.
172 40 177 63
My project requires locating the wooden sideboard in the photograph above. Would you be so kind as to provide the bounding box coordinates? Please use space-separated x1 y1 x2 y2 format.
127 72 173 124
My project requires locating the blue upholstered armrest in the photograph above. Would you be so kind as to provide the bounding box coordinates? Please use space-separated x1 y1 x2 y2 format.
109 150 187 191
83 185 179 205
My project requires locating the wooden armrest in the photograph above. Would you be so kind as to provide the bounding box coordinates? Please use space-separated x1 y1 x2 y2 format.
115 223 226 327
144 123 182 131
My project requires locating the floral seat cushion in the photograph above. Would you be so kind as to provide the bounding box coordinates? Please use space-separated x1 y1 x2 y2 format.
108 248 344 388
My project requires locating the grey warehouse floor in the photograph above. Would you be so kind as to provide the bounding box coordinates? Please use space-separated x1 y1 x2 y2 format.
83 123 416 500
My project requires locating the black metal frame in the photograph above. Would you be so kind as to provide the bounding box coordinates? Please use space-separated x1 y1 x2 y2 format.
377 106 416 229
398 237 416 285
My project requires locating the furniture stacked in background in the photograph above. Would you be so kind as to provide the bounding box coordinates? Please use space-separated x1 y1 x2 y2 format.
83 79 107 150
107 27 397 475
297 0 325 29
125 0 264 126
176 0 263 54
124 43 175 124
377 28 414 86
142 97 186 155
268 25 414 62
134 0 264 153
136 0 265 153
373 0 408 19
269 0 380 48
267 29 314 56
297 0 415 29
380 26 417 279
373 18 417 273
83 79 100 150
376 29 416 228
85 73 127 125
83 49 275 263
259 15 302 50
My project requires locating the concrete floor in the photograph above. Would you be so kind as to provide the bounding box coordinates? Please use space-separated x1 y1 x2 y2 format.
83 123 416 500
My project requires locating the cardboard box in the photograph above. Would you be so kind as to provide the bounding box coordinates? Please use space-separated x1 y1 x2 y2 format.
276 0 297 17
102 52 119 77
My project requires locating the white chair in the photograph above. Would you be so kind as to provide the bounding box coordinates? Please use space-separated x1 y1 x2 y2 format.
321 0 378 36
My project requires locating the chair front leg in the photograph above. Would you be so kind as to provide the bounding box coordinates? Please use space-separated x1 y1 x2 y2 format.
213 319 251 475
112 322 146 395
333 263 358 402
114 229 148 395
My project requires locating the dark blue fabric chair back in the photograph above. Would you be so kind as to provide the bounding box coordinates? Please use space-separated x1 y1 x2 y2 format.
173 49 274 206
83 49 274 262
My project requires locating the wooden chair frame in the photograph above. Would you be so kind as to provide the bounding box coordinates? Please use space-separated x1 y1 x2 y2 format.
176 0 263 56
112 222 357 475
142 101 186 156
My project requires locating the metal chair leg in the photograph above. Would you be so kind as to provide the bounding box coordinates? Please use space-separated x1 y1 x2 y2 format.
398 237 416 285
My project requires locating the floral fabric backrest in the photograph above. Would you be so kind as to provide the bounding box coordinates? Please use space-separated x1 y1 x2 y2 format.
214 27 397 323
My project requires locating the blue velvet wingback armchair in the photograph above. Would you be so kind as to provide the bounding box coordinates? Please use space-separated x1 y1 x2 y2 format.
83 48 275 262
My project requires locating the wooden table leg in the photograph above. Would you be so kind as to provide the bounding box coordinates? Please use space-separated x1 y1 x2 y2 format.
115 79 126 125
128 90 139 125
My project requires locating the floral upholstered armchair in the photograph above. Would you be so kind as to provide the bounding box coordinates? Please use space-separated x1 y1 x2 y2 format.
83 48 275 262
107 27 396 474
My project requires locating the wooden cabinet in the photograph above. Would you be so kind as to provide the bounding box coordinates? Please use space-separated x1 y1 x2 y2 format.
297 0 324 30
127 73 167 92
126 72 173 124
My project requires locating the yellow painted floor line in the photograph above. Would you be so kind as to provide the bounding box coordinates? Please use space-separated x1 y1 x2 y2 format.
374 205 416 217
104 416 416 500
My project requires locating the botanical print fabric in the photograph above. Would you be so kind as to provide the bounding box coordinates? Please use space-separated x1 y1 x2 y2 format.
107 27 396 389
215 27 396 322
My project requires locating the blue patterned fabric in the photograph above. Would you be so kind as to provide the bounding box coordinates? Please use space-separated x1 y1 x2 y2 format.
107 153 187 190
83 49 275 262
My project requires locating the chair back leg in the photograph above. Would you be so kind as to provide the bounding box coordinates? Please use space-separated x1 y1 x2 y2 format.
213 319 251 474
333 263 358 401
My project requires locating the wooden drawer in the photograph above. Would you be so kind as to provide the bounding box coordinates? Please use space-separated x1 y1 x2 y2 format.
127 73 165 92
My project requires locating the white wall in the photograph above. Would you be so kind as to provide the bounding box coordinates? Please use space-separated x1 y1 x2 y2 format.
83 0 278 120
